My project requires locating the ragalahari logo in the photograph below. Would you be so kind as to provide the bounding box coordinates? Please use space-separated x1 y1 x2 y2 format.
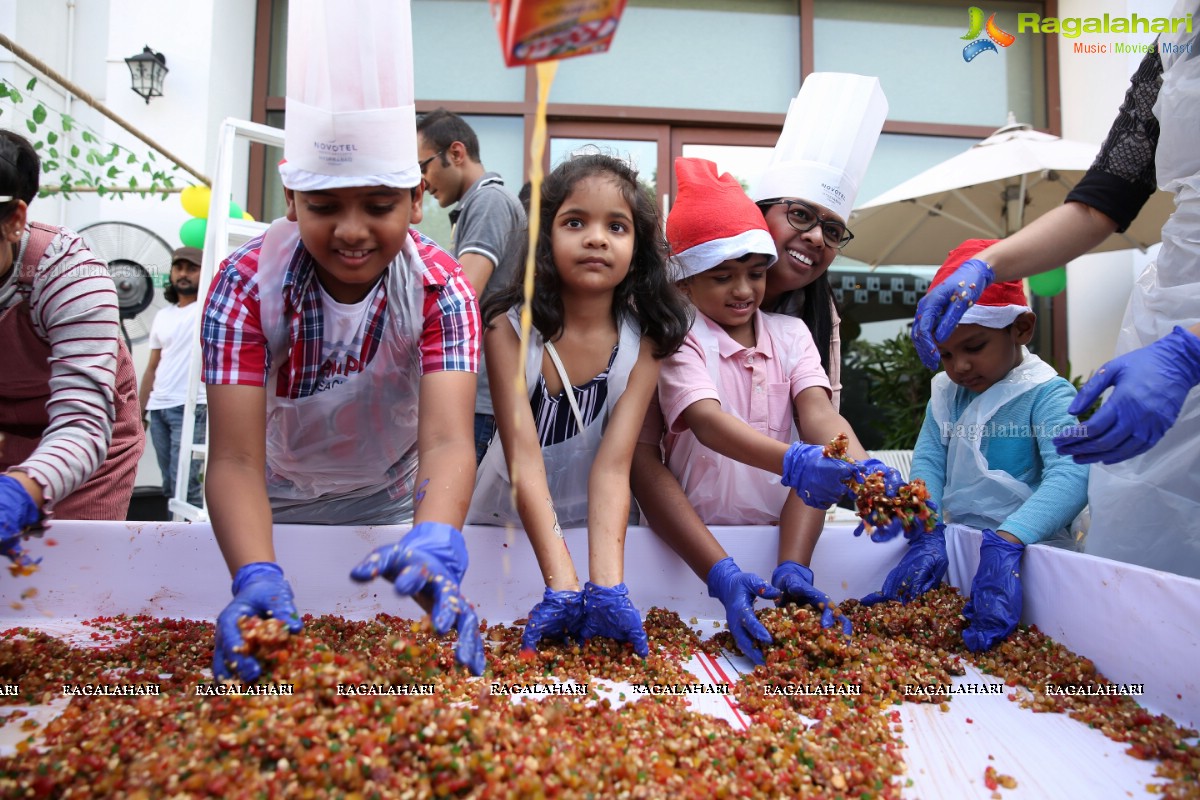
962 7 1015 61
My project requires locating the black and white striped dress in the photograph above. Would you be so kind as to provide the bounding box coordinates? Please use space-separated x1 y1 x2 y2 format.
530 345 618 447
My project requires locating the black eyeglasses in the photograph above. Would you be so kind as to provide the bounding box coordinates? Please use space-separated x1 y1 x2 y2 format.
418 150 445 175
759 199 853 249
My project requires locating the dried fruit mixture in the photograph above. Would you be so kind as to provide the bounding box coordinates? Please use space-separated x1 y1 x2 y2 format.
824 433 937 536
0 589 1196 798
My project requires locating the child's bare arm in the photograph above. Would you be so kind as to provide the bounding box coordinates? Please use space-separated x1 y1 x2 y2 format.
415 370 478 529
777 495 825 565
586 342 661 586
205 383 276 575
630 441 729 580
793 387 870 461
679 399 791 475
486 323 580 591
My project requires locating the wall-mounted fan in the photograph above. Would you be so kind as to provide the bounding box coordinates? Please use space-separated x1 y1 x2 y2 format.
78 222 172 349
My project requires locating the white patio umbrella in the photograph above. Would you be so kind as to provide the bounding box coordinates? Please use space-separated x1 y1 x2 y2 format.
846 115 1175 267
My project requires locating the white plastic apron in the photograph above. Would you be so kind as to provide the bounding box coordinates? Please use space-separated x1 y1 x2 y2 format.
1086 0 1200 577
467 308 640 528
667 314 794 525
256 220 424 524
930 349 1073 544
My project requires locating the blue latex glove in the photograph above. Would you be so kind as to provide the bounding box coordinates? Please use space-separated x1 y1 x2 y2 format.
911 258 995 369
706 557 782 666
213 562 303 682
771 561 852 635
781 442 863 509
520 587 585 652
1054 326 1200 465
579 582 650 658
0 476 43 573
861 523 949 605
962 529 1024 652
856 459 905 496
350 522 485 675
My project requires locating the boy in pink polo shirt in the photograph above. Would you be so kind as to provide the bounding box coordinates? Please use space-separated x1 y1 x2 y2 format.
654 158 907 660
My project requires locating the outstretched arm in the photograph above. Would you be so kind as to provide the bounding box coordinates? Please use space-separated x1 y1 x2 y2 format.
205 383 275 574
679 399 790 475
630 441 728 580
971 202 1118 283
587 340 660 586
793 387 869 460
414 370 477 528
486 322 580 590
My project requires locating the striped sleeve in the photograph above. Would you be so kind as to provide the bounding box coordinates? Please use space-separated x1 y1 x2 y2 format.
18 230 120 504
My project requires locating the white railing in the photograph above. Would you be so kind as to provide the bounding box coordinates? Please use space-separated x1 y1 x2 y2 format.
171 119 279 520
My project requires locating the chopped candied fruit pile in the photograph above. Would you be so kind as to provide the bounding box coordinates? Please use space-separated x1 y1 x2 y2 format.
0 596 1197 798
824 433 937 535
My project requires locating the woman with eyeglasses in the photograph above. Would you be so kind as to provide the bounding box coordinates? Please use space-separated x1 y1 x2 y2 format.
0 130 144 570
631 74 893 663
754 198 848 409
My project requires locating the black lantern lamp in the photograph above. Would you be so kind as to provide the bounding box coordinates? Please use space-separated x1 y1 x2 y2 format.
124 47 168 104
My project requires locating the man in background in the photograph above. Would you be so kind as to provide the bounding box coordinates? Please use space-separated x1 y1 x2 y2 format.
417 108 526 463
139 247 206 506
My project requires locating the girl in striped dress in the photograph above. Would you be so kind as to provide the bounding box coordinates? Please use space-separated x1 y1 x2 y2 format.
469 153 690 656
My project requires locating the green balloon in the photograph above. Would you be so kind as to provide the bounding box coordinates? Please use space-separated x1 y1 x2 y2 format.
1028 266 1067 297
229 200 244 219
180 217 207 249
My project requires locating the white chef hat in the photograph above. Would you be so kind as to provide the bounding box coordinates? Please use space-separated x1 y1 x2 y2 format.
278 0 420 191
750 73 888 221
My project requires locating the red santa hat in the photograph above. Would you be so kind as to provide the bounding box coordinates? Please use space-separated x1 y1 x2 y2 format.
929 239 1031 329
666 158 777 281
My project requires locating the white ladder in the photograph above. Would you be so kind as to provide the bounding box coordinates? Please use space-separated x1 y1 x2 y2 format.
171 118 281 521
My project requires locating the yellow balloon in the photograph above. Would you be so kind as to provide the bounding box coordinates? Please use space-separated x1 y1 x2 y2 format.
180 185 212 219
242 211 255 221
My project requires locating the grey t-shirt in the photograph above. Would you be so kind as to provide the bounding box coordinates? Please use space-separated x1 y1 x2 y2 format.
451 172 526 416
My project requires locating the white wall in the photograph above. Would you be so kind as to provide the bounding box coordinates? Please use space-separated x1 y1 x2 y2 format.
1058 0 1178 379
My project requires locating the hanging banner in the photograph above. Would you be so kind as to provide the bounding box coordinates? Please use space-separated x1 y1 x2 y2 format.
489 0 628 67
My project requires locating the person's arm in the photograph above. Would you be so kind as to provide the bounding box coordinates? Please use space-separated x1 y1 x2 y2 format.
792 386 870 461
981 49 1162 281
648 332 763 558
454 185 522 296
631 398 781 666
204 383 275 575
207 391 303 685
413 370 478 529
455 252 495 298
908 399 948 510
970 202 1119 283
139 349 162 417
680 399 791 475
13 230 120 510
630 442 728 580
777 498 826 566
587 340 659 586
199 257 276 577
486 322 580 590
